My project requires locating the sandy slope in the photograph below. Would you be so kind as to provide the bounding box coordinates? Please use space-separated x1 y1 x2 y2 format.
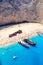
0 23 43 47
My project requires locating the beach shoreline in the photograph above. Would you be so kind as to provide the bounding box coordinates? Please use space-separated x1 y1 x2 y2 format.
0 23 43 47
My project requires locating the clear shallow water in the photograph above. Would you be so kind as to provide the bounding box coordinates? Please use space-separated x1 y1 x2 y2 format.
0 34 43 65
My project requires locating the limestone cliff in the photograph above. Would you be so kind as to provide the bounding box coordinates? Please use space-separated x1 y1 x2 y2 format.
0 0 43 25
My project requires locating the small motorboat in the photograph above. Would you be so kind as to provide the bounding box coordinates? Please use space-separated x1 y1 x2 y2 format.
24 39 36 46
18 40 29 48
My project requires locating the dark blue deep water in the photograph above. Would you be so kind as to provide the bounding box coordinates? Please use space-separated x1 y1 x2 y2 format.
0 34 43 65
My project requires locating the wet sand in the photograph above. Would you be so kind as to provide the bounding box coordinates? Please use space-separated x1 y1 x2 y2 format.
0 23 43 47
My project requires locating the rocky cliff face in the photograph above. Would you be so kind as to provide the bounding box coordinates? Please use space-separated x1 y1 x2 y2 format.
0 0 43 25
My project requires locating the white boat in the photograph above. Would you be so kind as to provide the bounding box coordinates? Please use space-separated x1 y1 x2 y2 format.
18 40 29 48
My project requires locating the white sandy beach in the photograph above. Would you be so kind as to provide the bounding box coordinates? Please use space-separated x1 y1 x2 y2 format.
0 23 43 47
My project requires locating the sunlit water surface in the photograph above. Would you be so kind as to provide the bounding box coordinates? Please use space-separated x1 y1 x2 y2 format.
0 34 43 65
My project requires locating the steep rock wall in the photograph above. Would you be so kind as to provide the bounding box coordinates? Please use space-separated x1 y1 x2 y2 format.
0 0 43 25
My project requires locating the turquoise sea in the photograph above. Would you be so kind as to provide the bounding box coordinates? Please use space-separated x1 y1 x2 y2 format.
0 34 43 65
